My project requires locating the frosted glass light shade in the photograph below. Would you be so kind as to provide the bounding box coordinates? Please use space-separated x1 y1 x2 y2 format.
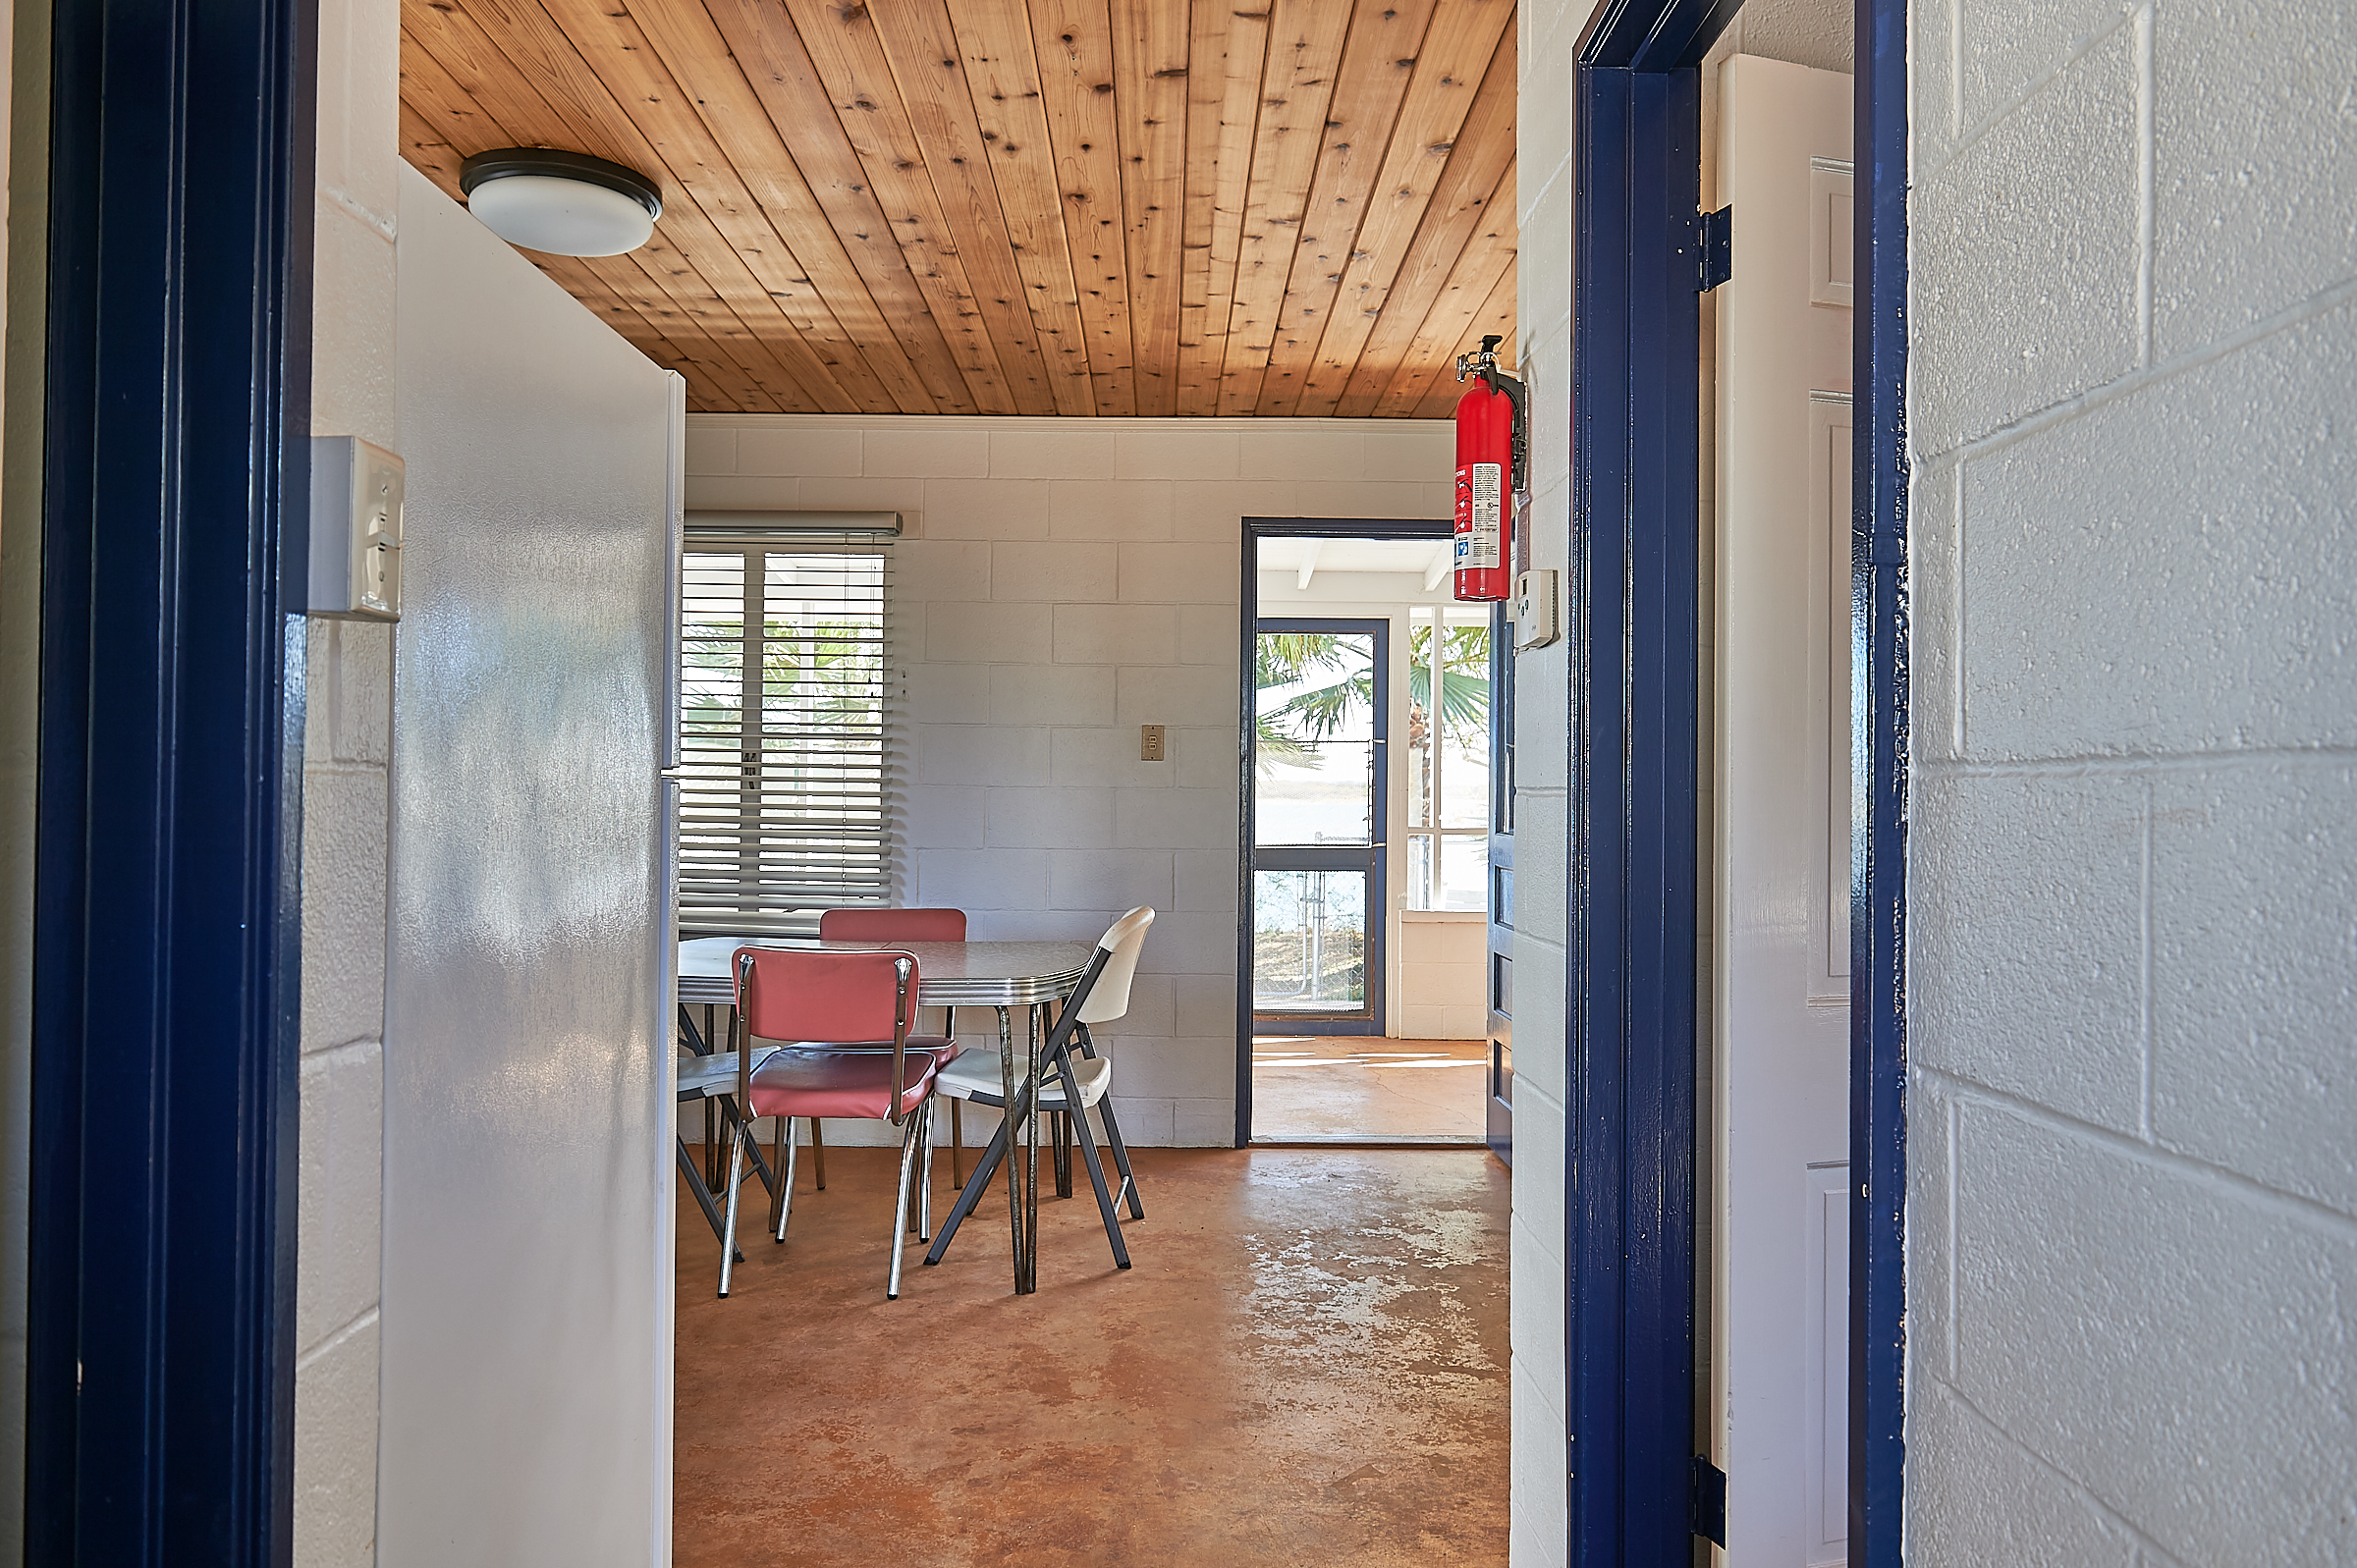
458 149 662 257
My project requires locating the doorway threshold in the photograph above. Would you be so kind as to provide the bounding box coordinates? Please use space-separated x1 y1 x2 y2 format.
1250 1135 1488 1150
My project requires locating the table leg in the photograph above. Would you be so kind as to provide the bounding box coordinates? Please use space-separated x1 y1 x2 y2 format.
997 1003 1026 1291
1023 1000 1041 1292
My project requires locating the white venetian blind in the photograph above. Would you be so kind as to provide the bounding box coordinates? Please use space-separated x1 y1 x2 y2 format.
678 531 896 935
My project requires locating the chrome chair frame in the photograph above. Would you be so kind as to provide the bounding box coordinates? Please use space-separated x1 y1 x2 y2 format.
720 949 932 1300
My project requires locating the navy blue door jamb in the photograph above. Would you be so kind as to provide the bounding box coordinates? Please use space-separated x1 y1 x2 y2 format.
1565 6 1722 1560
1850 0 1910 1560
27 0 316 1552
1566 1 1908 1563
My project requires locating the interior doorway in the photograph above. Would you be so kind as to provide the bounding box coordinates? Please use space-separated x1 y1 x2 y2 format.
1560 0 1907 1557
1234 521 1499 1147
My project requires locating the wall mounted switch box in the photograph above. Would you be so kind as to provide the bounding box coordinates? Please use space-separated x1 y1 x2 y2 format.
310 436 404 620
1512 568 1559 650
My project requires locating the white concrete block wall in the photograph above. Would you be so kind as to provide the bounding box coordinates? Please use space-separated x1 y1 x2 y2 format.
1908 1 2357 1562
1397 914 1488 1040
685 414 1453 1149
1513 2 1580 1563
296 0 398 1554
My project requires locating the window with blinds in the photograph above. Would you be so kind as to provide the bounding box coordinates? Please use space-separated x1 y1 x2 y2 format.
678 532 895 936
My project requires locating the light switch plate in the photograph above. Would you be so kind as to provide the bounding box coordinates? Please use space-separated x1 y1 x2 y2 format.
1512 568 1559 650
309 435 404 621
1140 724 1167 761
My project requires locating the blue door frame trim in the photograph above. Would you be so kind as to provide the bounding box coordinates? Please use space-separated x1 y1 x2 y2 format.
1850 0 1910 1559
1566 1 1908 1563
1566 9 1713 1559
1233 515 1449 1146
27 0 316 1552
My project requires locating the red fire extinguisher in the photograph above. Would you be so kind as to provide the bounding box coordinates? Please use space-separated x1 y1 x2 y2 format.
1453 334 1527 602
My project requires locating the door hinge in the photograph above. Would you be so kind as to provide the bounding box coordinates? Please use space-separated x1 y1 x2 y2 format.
1690 1454 1727 1545
1698 206 1732 292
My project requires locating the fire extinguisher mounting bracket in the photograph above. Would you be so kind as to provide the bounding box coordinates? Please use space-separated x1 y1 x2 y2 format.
1454 333 1529 495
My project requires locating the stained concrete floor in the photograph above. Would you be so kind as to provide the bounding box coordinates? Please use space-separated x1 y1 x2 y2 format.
674 1146 1508 1567
1251 1039 1490 1142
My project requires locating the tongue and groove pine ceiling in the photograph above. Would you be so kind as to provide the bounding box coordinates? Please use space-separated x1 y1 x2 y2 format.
398 0 1517 416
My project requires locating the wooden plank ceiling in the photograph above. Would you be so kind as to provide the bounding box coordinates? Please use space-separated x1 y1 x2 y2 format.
400 0 1516 416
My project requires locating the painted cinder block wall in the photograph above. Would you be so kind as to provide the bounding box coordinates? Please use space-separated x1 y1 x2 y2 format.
295 0 400 1554
685 414 1454 1149
1511 2 1576 1562
1906 2 2357 1563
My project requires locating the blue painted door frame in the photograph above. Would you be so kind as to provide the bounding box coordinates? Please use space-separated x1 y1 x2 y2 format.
27 0 316 1555
1564 0 1907 1562
1565 14 1708 1561
1849 0 1910 1560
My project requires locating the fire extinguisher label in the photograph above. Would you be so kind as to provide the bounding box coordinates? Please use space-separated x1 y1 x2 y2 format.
1461 462 1503 568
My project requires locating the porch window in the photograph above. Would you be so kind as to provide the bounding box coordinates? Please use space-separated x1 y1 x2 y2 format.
678 530 895 936
1403 606 1492 910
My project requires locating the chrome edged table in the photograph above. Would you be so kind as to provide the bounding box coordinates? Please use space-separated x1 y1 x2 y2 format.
678 937 1094 1293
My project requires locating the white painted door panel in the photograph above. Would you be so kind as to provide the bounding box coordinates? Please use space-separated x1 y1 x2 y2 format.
381 165 680 1566
1711 52 1853 1568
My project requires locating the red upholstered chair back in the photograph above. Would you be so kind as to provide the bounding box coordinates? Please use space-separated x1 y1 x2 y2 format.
733 947 917 1047
818 906 966 944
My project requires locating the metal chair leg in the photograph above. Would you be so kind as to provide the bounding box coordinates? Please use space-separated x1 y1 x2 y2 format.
1094 1092 1144 1219
1061 1059 1130 1270
950 1100 964 1190
717 1124 748 1298
741 1106 778 1196
810 1116 827 1190
924 1101 1015 1266
888 1109 922 1299
1054 1109 1073 1199
774 1119 800 1243
918 1098 936 1240
677 1135 740 1257
768 1117 788 1236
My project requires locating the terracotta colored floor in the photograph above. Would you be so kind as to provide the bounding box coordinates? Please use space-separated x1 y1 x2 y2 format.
1251 1038 1489 1143
675 1146 1508 1567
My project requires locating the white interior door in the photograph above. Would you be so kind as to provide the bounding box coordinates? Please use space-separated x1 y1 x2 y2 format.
380 166 683 1566
1711 52 1853 1568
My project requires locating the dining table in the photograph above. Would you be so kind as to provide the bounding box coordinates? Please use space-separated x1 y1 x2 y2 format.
677 935 1096 1294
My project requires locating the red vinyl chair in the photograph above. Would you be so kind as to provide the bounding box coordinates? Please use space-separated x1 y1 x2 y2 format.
815 907 967 1188
817 906 966 945
722 947 938 1300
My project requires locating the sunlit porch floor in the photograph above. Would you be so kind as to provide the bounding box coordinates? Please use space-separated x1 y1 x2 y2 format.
673 1145 1507 1567
1251 1038 1490 1143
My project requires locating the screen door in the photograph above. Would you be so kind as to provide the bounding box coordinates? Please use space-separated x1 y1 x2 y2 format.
1251 618 1388 1036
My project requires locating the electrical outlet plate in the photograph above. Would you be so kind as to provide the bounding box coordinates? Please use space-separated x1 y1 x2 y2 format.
309 435 404 621
1512 568 1559 650
1140 724 1167 761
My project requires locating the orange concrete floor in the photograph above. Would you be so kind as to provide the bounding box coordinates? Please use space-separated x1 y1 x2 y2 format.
674 1145 1508 1567
1252 1038 1489 1143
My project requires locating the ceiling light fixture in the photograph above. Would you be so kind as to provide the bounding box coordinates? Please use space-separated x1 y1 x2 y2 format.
459 147 662 257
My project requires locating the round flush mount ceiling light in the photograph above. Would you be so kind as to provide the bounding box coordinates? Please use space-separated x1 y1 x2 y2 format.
459 147 662 257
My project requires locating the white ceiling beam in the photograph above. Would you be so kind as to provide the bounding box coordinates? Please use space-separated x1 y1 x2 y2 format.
1423 543 1453 592
1295 538 1325 590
